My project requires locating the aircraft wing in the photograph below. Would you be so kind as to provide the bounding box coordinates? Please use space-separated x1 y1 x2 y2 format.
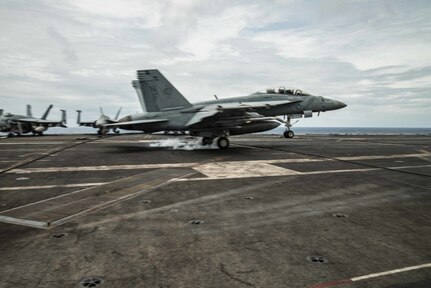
17 119 65 127
104 119 168 129
106 119 118 124
206 100 301 111
186 100 301 128
78 121 95 127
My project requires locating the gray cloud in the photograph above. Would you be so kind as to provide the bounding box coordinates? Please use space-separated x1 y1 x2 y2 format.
0 0 430 127
46 26 78 63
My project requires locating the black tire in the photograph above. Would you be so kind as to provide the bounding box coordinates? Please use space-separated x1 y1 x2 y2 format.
283 130 294 138
217 137 229 149
202 137 213 145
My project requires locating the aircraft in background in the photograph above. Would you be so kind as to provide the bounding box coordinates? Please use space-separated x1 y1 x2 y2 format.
76 107 122 135
105 69 347 149
0 105 66 137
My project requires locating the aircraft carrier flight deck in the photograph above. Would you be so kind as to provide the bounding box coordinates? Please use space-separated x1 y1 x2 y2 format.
0 134 430 288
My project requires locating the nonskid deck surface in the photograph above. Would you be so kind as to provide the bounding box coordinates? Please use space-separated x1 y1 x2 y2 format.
0 134 430 288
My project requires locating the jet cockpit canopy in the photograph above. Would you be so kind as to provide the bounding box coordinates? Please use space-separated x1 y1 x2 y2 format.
252 87 310 96
275 86 310 96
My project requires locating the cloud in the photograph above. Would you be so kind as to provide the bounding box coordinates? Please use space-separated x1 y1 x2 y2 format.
46 26 78 63
0 0 430 127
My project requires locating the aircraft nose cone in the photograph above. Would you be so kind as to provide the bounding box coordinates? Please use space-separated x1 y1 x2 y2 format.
338 101 347 109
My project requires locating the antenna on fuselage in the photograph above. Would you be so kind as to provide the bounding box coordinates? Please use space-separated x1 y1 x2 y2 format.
214 94 219 100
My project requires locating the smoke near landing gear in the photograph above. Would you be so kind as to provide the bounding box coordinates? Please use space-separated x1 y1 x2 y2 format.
148 138 218 150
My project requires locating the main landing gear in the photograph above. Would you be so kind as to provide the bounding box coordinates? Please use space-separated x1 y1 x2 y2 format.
97 127 108 135
217 137 230 149
283 130 294 138
201 136 230 149
281 116 298 139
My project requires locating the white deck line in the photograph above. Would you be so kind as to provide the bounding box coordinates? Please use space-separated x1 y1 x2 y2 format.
6 159 321 174
0 142 67 145
351 263 431 281
6 153 430 174
3 164 429 186
176 164 431 181
0 215 48 229
0 182 106 191
338 153 430 160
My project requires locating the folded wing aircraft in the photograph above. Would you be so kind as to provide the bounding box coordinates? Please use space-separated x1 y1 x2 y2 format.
77 107 122 135
0 105 66 136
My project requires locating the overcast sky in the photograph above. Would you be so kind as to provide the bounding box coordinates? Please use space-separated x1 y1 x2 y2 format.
1 0 430 127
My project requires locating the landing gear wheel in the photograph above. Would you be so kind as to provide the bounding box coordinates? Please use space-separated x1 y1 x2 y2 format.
115 129 120 134
283 130 294 138
38 132 43 136
217 137 229 149
202 137 213 146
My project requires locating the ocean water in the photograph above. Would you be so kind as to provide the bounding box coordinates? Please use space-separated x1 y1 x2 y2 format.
2 126 431 136
264 126 431 135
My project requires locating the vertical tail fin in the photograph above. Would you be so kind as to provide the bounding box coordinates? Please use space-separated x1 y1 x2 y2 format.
26 105 32 117
76 110 82 124
42 105 53 120
114 107 122 120
60 110 67 127
132 80 147 112
132 69 192 112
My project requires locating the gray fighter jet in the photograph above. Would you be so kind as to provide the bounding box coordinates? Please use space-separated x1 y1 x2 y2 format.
106 69 346 149
0 105 66 137
77 107 122 135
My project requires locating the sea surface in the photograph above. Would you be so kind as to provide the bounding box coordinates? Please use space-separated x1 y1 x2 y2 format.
16 126 431 136
266 126 431 135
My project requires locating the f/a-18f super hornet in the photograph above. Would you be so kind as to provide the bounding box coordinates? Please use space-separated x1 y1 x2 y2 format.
105 69 347 149
0 105 66 137
77 107 122 135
